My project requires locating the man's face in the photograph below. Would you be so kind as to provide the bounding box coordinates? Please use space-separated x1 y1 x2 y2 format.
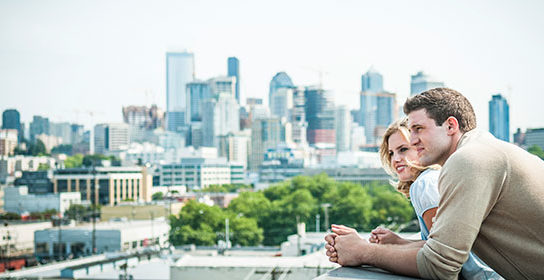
407 109 452 166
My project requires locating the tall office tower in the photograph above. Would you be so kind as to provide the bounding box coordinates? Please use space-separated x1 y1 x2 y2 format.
269 72 294 108
350 123 366 151
270 87 294 119
291 88 307 145
335 106 351 152
166 52 195 133
2 109 22 142
94 123 130 155
218 131 250 168
186 81 211 122
49 122 72 145
29 116 50 142
410 71 445 96
361 67 384 93
201 93 240 148
70 124 85 145
489 94 510 142
304 87 335 145
249 118 282 171
208 76 236 97
360 91 397 145
227 57 240 103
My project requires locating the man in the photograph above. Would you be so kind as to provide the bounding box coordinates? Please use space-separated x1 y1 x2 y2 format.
325 88 544 279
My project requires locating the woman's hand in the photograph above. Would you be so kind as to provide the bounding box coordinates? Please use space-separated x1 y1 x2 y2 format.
369 227 409 245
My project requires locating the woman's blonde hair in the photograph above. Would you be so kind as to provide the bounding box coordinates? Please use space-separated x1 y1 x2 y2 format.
379 118 438 198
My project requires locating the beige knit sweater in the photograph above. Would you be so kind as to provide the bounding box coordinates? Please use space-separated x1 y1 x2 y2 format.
416 130 544 279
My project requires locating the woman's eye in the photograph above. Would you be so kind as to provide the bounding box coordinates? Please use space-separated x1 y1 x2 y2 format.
400 147 408 152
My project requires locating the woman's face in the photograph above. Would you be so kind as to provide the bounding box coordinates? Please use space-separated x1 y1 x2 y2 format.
388 131 419 181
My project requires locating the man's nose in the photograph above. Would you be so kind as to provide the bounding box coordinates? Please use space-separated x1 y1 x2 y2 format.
410 132 419 145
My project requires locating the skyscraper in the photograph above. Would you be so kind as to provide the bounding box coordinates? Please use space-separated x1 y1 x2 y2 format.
335 106 351 152
291 88 307 145
186 81 211 123
489 94 510 142
208 76 236 97
361 67 383 93
250 118 282 171
270 87 294 119
201 93 240 148
29 115 50 142
227 57 240 103
360 91 397 144
166 52 195 132
2 109 21 142
410 71 445 96
305 87 335 145
269 72 294 108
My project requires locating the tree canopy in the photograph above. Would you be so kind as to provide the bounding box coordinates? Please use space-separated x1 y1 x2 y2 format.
169 174 416 247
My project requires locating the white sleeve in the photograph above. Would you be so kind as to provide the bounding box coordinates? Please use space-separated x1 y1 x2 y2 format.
410 170 440 218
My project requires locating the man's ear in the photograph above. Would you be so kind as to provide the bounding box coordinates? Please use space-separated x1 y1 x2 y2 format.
445 116 460 136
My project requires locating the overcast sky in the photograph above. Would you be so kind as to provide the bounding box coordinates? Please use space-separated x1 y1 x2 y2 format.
1 0 543 133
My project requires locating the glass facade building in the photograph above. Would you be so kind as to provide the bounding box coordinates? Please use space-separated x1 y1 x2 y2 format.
166 52 195 132
410 71 445 96
489 94 510 142
227 57 240 103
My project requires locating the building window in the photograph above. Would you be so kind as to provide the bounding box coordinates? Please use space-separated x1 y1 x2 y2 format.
36 242 49 254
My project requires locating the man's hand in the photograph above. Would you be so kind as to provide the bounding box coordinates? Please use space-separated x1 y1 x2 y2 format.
331 224 375 267
369 227 409 245
332 226 373 266
324 232 338 263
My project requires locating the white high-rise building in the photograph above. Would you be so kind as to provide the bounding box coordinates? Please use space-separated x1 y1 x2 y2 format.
335 106 351 152
270 87 294 119
218 130 250 169
94 123 130 155
201 93 240 148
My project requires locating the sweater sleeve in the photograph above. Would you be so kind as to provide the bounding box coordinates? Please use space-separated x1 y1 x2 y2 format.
416 149 506 279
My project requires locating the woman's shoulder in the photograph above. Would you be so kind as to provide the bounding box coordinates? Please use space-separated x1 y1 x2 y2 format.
414 168 440 185
410 169 440 198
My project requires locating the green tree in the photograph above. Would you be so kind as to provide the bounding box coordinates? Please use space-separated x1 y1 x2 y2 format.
64 204 88 221
37 163 50 171
226 212 263 246
227 191 271 220
31 139 47 156
367 182 415 230
65 154 84 168
82 154 108 167
323 182 373 231
528 145 544 160
169 200 226 245
51 144 73 155
0 212 21 220
152 192 164 201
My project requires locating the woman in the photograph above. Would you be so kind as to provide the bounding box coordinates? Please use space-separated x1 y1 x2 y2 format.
368 118 501 279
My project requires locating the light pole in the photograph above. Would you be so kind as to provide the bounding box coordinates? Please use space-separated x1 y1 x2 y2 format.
321 203 331 231
315 214 320 232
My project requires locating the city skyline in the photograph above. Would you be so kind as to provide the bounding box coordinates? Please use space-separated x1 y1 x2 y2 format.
1 0 543 132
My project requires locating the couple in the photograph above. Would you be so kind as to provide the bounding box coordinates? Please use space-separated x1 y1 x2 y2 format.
325 88 544 279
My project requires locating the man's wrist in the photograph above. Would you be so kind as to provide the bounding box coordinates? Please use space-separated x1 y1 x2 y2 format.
363 243 379 266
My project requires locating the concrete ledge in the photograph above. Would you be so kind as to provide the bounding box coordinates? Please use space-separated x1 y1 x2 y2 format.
315 266 421 280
